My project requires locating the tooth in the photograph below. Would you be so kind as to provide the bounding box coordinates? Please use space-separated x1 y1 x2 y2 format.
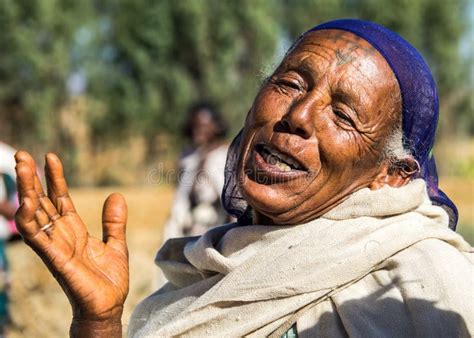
286 155 300 169
277 161 291 171
261 145 303 171
282 154 299 169
271 147 300 169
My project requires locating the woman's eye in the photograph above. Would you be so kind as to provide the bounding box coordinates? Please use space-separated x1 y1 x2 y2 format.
280 80 302 91
270 75 304 93
333 109 355 127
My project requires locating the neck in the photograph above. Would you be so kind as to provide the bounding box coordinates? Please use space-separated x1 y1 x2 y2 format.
252 210 275 225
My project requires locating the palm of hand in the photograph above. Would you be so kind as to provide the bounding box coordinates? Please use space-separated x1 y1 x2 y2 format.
46 213 129 320
15 152 129 321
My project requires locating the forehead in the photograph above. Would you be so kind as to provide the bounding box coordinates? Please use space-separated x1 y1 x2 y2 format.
293 29 377 55
284 30 395 84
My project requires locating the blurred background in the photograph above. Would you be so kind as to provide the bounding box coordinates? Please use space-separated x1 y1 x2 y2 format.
0 0 472 336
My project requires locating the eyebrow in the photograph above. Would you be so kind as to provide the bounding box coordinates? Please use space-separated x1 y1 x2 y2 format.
283 59 322 86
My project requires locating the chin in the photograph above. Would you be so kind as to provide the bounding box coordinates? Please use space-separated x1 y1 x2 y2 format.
239 173 309 224
238 166 348 225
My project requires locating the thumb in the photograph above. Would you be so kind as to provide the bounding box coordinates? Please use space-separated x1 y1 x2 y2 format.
102 193 127 252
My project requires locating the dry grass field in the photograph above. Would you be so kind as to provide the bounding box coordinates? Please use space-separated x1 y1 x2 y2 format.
5 179 473 337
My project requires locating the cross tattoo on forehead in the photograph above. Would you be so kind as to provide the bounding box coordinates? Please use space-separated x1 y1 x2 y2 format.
335 46 357 66
323 29 377 60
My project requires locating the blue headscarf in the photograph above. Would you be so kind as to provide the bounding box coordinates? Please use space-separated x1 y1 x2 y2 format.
309 19 457 229
222 19 458 230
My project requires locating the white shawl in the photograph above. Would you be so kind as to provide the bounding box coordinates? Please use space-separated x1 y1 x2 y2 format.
129 180 473 337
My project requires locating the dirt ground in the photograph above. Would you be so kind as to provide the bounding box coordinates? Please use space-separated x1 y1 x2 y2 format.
5 178 474 337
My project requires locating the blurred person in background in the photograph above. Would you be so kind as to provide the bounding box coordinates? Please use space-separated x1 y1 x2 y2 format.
0 141 20 336
163 101 231 239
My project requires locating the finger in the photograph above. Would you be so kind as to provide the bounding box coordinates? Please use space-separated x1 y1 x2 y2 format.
14 150 46 198
15 151 60 222
15 197 49 248
102 193 128 253
45 153 76 215
15 161 37 204
35 208 51 227
39 196 61 222
16 162 58 236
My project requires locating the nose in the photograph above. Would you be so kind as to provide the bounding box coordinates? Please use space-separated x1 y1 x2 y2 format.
280 100 315 139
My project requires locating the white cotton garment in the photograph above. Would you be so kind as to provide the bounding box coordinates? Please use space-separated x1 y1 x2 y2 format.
128 179 473 337
163 144 228 240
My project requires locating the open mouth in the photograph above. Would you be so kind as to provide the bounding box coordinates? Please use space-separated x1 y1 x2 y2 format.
250 144 308 184
256 144 305 172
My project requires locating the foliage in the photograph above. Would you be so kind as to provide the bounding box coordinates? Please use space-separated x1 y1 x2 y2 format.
0 0 96 146
82 0 280 149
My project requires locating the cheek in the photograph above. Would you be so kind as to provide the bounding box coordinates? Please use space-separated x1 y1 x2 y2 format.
316 121 379 181
248 87 292 126
239 89 292 159
316 121 354 168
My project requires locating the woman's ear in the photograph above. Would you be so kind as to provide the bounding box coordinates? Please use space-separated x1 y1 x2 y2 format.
369 156 420 190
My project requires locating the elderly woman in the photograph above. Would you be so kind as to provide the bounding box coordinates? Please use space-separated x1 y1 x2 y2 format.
14 19 473 337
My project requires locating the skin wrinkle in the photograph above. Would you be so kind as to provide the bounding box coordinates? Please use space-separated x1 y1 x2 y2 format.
334 77 392 136
237 29 409 225
285 53 332 81
331 61 380 124
341 64 378 109
351 65 379 100
297 42 336 63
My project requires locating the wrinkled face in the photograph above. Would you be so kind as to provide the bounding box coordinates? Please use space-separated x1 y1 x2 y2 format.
238 29 401 225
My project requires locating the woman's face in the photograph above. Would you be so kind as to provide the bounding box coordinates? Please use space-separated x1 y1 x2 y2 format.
191 109 220 147
238 29 401 225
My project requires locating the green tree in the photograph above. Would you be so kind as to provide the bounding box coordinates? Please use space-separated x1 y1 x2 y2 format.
85 0 280 157
0 0 96 148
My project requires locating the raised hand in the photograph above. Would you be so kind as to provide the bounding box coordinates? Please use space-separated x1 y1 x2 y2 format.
14 151 128 336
